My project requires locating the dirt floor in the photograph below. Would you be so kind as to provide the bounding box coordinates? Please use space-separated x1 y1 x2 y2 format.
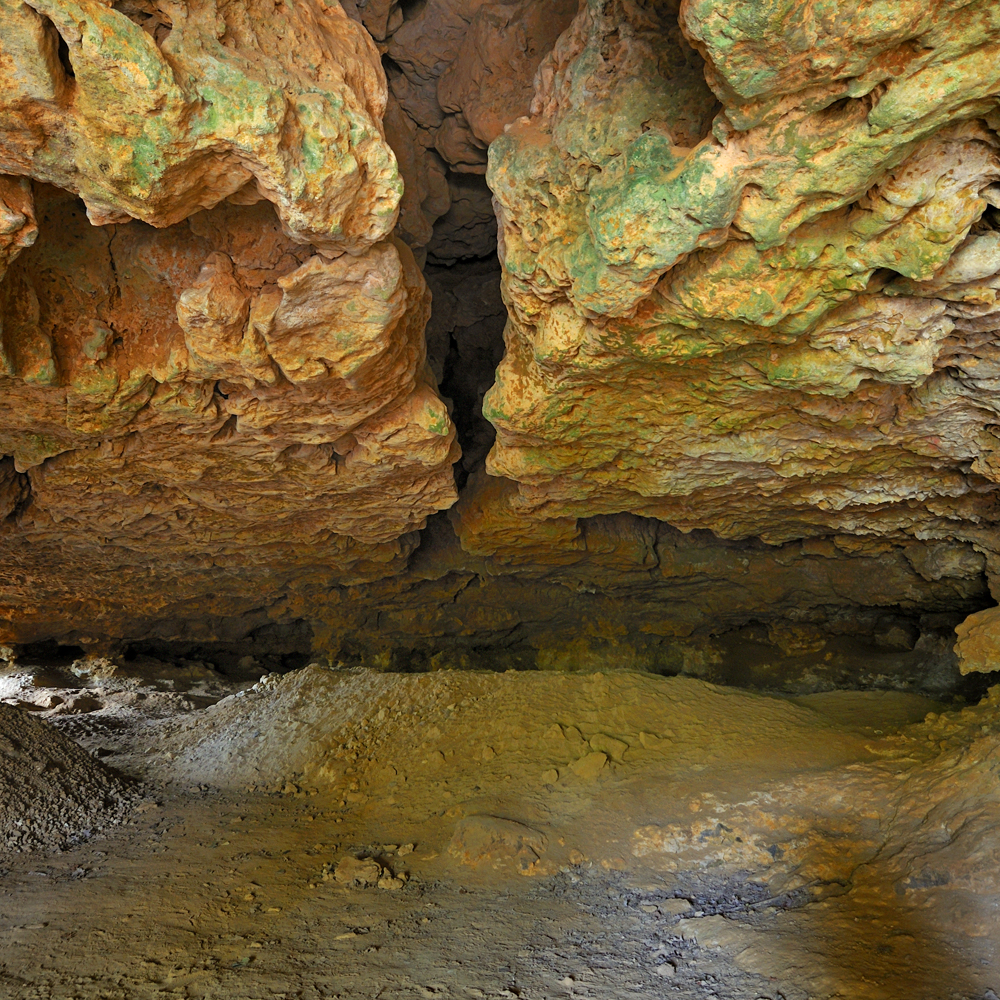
0 658 998 1000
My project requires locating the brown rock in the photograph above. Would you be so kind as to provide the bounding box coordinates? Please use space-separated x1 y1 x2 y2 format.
484 0 1000 559
569 751 607 780
0 8 460 644
383 95 451 251
0 0 399 254
437 0 578 147
0 176 36 279
0 0 997 685
340 0 403 42
955 606 1000 675
385 0 572 195
333 855 384 887
426 174 497 262
449 814 546 873
589 733 628 763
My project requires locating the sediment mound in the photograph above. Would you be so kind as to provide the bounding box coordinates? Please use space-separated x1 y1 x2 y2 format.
0 704 139 854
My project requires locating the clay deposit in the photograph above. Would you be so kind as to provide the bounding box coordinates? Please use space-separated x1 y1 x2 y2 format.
0 659 997 999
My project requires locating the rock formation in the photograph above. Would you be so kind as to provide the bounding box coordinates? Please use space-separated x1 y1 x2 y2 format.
0 0 999 686
488 0 1000 557
0 0 458 642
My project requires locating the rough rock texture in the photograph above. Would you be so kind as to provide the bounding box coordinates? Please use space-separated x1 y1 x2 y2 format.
0 0 459 643
0 702 137 853
436 0 579 154
342 0 575 262
425 261 507 475
0 0 999 682
955 603 1000 673
385 0 576 177
0 0 399 252
296 506 986 692
486 0 1000 567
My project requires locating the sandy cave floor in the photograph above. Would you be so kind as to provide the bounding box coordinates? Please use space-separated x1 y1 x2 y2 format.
1 659 999 1000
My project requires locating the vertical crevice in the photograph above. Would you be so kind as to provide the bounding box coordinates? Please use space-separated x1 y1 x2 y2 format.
0 457 31 524
36 13 77 102
55 31 75 80
424 256 505 489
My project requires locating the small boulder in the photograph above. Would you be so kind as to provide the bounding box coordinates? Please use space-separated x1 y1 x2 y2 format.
333 856 383 887
955 606 1000 674
570 751 608 780
449 815 546 874
589 733 628 763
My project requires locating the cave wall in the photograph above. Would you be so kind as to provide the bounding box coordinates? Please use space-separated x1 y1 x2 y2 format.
0 0 459 640
487 0 1000 542
1 0 999 688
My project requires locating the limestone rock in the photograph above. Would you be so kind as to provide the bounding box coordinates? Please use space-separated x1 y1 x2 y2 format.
589 733 628 763
425 263 506 469
955 606 1000 674
485 0 1000 551
305 490 986 689
332 855 383 886
426 173 498 263
569 750 607 779
449 470 583 564
340 0 402 42
0 0 400 254
345 0 576 275
0 1 461 645
0 176 36 278
448 814 546 873
0 186 459 642
383 0 571 256
387 0 489 136
437 0 578 148
383 95 451 252
1 0 998 672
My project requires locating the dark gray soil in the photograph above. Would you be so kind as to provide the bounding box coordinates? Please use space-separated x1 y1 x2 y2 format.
0 703 139 854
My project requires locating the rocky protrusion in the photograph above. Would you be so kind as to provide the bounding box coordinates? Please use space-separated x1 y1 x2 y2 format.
0 0 400 253
0 3 460 645
955 606 1000 674
484 0 1000 555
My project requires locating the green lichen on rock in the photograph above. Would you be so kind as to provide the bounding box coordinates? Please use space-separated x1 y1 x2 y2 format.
485 0 1000 550
0 1 461 644
0 0 401 253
